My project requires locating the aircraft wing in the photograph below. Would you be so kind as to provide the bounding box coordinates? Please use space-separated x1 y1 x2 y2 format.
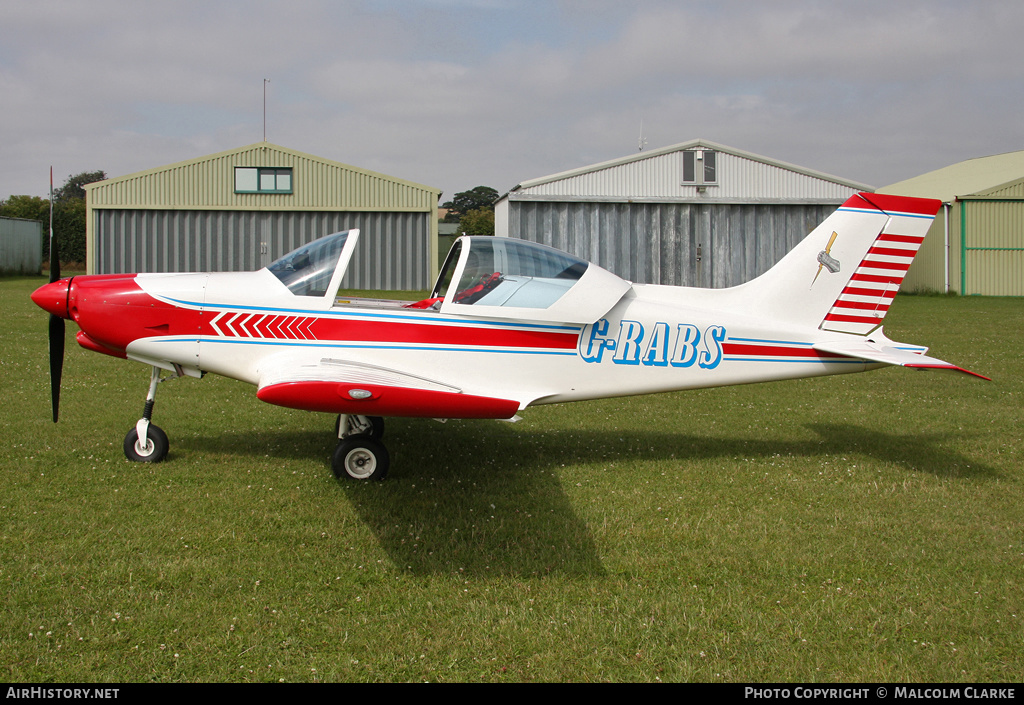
812 340 990 380
255 355 522 419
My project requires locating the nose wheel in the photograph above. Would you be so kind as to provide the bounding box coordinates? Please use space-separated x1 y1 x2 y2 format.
123 366 181 464
124 424 169 462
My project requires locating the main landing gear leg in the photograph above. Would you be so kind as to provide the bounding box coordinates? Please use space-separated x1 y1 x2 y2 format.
332 414 389 481
123 366 172 463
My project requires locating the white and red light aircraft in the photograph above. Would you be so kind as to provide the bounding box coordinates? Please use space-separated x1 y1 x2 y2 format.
32 192 986 480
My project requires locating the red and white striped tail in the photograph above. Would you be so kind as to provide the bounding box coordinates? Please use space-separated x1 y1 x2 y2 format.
821 230 925 334
819 194 939 335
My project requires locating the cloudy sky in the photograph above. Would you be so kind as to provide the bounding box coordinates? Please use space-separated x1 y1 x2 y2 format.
2 0 1023 202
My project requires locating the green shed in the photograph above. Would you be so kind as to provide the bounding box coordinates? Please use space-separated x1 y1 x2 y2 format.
84 143 441 290
878 150 1024 296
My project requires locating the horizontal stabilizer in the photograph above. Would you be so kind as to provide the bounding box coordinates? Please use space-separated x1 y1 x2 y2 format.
812 340 990 380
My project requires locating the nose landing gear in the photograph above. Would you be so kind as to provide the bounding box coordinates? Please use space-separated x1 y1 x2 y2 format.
122 365 186 464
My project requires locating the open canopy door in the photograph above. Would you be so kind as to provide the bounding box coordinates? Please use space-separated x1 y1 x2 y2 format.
266 229 360 308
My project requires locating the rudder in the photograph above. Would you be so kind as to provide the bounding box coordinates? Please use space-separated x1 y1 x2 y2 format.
819 193 941 334
731 193 941 334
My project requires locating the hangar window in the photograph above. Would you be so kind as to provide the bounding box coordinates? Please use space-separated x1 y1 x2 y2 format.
682 150 717 186
235 167 293 194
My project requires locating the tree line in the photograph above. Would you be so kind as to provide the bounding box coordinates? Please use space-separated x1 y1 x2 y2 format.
442 185 498 236
0 171 106 265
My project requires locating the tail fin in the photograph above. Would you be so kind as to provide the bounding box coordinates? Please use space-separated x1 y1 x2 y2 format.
734 193 941 333
820 193 941 334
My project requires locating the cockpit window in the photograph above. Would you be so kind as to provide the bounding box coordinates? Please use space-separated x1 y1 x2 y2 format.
430 236 630 323
269 230 350 297
443 237 589 309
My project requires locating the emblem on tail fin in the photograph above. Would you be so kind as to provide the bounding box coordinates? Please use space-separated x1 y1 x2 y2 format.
811 231 841 286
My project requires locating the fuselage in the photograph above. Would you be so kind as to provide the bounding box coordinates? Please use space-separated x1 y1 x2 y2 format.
32 267 876 418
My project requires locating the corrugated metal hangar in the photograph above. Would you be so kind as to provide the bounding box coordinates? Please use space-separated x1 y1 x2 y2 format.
495 139 871 288
84 143 441 290
878 150 1024 296
1 216 42 275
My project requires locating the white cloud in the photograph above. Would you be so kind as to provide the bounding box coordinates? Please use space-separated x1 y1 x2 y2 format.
2 0 1022 200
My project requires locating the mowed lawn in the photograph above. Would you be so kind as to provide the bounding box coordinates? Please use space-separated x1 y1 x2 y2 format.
1 274 1021 682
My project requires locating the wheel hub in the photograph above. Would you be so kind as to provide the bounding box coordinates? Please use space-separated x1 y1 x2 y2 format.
346 449 376 478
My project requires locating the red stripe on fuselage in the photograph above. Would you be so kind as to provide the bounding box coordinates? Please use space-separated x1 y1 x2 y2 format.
723 343 843 359
206 309 578 349
307 317 578 349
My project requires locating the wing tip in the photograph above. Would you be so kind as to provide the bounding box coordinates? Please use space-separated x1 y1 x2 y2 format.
905 363 991 381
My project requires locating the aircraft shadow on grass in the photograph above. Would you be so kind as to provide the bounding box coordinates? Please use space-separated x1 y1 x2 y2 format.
185 418 997 577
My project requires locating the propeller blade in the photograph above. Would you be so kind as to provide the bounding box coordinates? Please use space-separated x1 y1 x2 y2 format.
48 313 64 422
47 166 63 422
49 245 60 282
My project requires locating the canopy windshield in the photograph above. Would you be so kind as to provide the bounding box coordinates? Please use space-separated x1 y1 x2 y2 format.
434 237 631 324
268 230 353 297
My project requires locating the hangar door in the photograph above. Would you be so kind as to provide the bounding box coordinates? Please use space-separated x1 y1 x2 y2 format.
510 201 837 288
959 198 1024 296
94 209 431 290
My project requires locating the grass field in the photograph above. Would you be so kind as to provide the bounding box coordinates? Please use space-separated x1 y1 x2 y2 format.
1 275 1021 682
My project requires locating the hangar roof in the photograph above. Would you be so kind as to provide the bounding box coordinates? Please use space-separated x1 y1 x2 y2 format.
502 138 872 204
878 150 1024 202
85 142 440 212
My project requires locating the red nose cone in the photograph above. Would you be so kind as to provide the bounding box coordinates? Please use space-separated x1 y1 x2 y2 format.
31 279 72 318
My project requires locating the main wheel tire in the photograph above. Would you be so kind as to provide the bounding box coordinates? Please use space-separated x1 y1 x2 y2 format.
124 425 169 463
331 436 389 481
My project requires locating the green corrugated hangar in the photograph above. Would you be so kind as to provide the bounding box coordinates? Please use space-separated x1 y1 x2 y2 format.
84 143 441 290
879 150 1024 296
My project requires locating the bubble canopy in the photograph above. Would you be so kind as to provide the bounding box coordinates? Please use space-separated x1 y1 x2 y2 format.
434 236 631 324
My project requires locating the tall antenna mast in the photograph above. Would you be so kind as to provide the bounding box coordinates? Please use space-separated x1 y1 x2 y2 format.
638 120 647 152
263 78 270 142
